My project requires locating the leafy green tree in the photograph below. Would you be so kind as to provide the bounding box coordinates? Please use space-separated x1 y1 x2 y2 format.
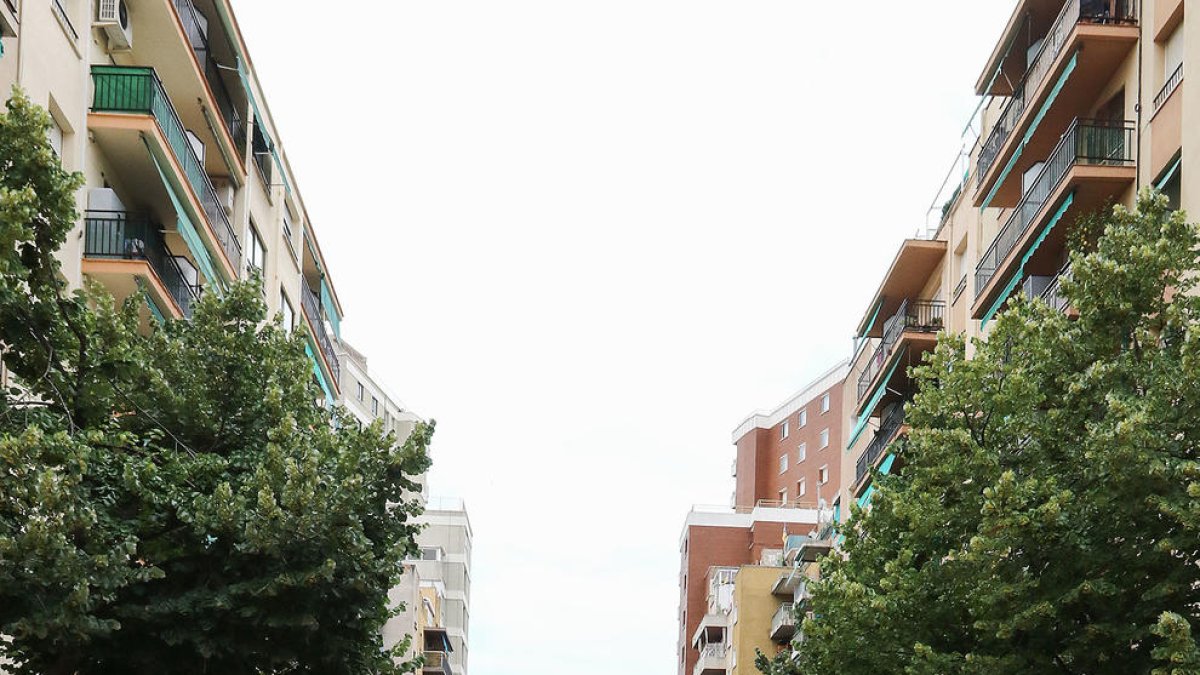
760 190 1200 675
0 88 431 673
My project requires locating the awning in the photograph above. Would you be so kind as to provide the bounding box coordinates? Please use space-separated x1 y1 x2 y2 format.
982 51 1080 210
306 342 334 404
846 352 906 449
236 57 292 196
320 277 341 338
144 138 225 294
981 190 1075 327
140 281 167 324
1157 154 1183 190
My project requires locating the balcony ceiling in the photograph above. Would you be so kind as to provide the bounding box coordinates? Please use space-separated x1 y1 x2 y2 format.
977 0 1067 96
856 240 947 339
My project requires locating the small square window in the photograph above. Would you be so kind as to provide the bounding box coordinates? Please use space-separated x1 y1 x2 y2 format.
798 478 806 497
819 465 829 485
356 382 364 401
798 409 807 428
779 453 789 474
820 428 830 449
821 393 831 413
797 443 807 463
781 421 789 440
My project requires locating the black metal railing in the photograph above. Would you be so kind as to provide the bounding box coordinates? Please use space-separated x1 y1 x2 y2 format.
856 404 905 485
91 66 243 268
302 284 341 383
83 211 200 318
171 0 247 151
1041 262 1073 314
856 299 946 401
975 119 1134 298
977 0 1138 185
1154 62 1184 112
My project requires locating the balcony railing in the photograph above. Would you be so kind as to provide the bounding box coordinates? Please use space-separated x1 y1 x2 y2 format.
975 119 1134 298
84 211 200 318
302 283 341 383
421 651 453 675
771 603 796 638
856 404 905 485
1154 62 1184 113
856 300 946 401
1041 263 1073 314
977 0 1137 184
91 66 243 269
171 0 246 150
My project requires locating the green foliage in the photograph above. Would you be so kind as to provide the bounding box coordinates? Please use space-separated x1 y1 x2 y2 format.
761 190 1200 675
0 88 431 673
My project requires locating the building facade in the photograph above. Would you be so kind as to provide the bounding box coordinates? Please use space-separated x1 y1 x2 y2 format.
840 0 1196 515
414 499 473 675
0 0 344 402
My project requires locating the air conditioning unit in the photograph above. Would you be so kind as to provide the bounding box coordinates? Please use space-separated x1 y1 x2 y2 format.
96 0 133 51
211 178 236 216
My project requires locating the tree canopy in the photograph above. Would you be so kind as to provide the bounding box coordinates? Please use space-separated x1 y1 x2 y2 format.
761 190 1200 675
0 88 431 673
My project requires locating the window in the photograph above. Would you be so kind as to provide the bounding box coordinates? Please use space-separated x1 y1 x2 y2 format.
247 224 266 275
356 382 364 401
820 428 830 449
780 421 789 439
798 478 806 498
797 443 807 463
280 290 294 334
779 453 789 474
798 409 807 428
371 396 379 416
778 488 787 505
819 465 829 485
821 393 830 413
48 118 64 159
282 209 295 249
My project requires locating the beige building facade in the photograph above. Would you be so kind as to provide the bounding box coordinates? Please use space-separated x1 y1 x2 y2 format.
838 0 1196 515
0 0 344 401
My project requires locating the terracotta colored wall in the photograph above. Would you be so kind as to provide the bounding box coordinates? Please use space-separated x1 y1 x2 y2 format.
733 380 847 509
678 525 752 675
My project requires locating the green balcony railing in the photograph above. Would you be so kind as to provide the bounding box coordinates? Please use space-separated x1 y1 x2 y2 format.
91 65 242 269
84 211 200 318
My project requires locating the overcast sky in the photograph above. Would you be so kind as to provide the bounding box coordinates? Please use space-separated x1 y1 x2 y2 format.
233 2 1014 672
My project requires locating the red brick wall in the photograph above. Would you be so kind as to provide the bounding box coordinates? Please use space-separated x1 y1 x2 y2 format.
734 379 847 509
678 524 752 675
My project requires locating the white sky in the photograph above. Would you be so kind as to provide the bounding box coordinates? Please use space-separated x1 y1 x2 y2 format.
232 2 1015 672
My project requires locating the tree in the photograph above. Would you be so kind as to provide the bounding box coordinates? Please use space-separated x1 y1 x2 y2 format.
760 190 1200 675
0 88 431 673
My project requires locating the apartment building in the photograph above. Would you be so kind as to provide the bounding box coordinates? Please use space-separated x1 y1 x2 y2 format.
678 505 829 675
840 0 1195 513
414 498 473 675
0 0 344 401
678 363 848 675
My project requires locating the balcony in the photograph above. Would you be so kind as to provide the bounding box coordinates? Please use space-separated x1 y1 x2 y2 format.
784 536 832 566
854 239 946 343
169 0 247 151
421 651 453 675
302 283 342 385
770 603 796 643
974 0 1138 208
854 404 906 492
856 300 944 415
693 643 729 675
973 120 1135 318
90 66 242 275
83 211 200 320
1024 263 1074 315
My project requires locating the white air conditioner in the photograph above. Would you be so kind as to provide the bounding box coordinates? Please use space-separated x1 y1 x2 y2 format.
211 178 236 216
96 0 133 51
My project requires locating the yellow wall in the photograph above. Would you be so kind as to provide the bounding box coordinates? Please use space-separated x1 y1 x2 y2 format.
731 566 788 675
